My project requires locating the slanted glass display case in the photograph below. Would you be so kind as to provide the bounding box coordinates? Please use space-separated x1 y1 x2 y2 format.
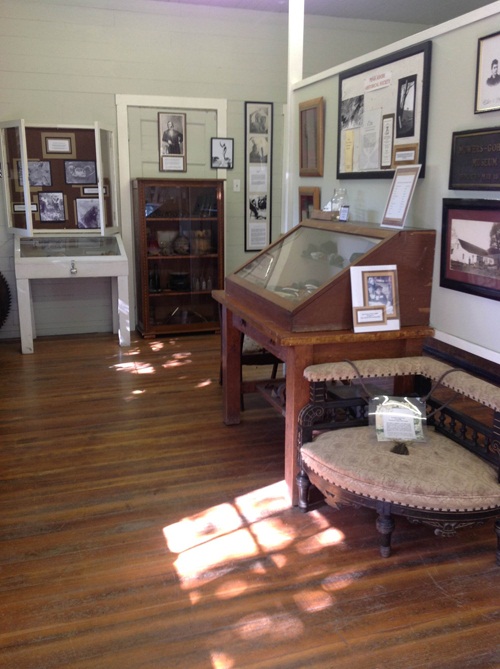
225 217 436 332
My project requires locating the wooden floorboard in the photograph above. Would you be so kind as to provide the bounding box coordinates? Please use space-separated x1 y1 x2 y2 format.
0 332 498 669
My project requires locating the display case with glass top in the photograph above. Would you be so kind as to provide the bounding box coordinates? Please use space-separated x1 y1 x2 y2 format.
225 217 436 332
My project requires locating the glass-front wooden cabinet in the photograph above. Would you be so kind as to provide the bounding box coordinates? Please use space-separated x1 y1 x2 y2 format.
132 178 224 336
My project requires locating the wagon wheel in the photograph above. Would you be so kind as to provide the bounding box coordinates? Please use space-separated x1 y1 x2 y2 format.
0 271 12 329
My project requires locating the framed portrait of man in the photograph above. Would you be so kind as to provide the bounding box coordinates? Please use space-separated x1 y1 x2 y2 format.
158 112 186 171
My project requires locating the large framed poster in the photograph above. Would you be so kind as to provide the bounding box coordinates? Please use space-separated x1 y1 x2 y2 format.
337 41 432 179
244 101 273 252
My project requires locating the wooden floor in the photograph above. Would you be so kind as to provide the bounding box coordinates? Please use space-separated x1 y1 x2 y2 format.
0 332 499 669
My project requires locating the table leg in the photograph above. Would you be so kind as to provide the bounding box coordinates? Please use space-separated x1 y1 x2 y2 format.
17 278 34 354
284 344 314 505
220 305 242 425
116 275 131 347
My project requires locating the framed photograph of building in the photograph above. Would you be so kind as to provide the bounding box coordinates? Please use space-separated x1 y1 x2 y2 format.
440 198 500 301
158 112 186 172
475 30 500 113
337 41 432 179
244 101 273 251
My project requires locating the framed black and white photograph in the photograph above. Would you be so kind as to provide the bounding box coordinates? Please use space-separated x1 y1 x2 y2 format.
350 264 400 332
363 269 399 318
245 101 273 252
475 30 500 113
17 160 52 188
38 192 66 222
158 112 186 172
64 160 97 185
440 198 500 301
337 41 432 179
211 138 233 169
76 197 100 229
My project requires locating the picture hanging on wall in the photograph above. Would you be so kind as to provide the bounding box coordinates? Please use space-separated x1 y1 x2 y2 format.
211 138 234 169
244 101 273 252
158 112 186 172
449 127 500 190
440 198 500 302
299 97 324 177
475 30 500 113
337 41 432 179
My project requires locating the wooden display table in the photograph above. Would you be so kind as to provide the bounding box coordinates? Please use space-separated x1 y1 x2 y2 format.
214 290 434 505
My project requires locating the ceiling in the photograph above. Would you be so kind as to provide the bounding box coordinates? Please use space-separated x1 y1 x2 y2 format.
154 0 495 25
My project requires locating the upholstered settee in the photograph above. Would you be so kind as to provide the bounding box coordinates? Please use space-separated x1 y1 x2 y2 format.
296 356 500 563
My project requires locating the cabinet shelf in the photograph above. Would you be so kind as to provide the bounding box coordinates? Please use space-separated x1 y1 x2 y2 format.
133 178 224 337
147 254 218 260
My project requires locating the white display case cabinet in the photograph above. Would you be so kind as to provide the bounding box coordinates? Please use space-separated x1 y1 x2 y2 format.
14 235 130 354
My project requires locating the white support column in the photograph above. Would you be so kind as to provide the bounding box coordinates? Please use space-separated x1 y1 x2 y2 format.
281 0 304 234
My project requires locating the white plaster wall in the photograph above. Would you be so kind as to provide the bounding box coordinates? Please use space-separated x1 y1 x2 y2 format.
291 3 500 361
0 0 431 341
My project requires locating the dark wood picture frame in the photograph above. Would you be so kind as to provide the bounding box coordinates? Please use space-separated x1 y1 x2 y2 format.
337 41 432 179
299 97 324 177
440 198 500 302
449 127 500 190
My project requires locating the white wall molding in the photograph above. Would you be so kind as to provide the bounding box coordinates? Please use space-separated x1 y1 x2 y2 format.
115 94 227 331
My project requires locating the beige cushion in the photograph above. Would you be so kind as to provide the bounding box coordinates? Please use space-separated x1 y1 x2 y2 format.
302 426 500 512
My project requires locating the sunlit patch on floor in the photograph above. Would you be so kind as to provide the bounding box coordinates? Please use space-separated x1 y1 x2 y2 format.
237 612 304 640
112 361 156 374
210 650 235 669
293 588 334 613
296 527 346 555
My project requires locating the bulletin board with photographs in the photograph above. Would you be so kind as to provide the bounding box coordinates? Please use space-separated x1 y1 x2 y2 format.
0 121 115 234
244 101 273 252
337 41 432 179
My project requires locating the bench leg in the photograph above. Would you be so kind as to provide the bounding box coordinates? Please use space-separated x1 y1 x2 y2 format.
376 513 395 558
495 518 500 566
296 469 311 512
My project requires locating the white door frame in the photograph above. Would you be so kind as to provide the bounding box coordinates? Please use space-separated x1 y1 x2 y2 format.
115 94 227 332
